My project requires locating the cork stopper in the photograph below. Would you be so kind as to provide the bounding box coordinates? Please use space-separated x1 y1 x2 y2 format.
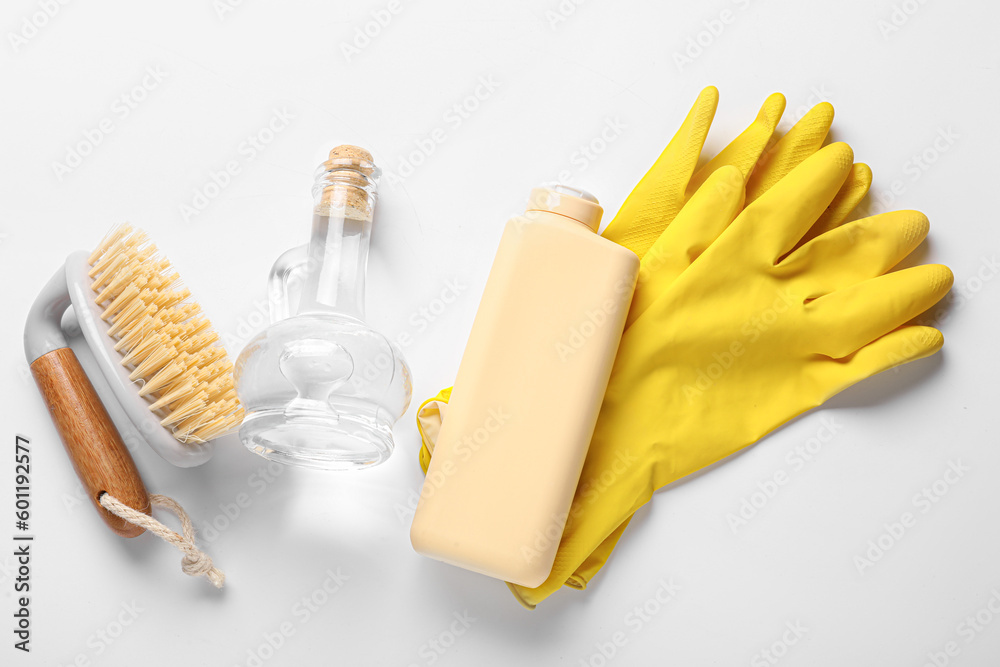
325 144 374 173
317 144 378 221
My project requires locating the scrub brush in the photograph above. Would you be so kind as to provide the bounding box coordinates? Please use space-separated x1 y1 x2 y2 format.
25 224 239 586
86 224 243 446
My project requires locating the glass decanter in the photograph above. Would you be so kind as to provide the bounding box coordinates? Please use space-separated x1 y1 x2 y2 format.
234 146 412 470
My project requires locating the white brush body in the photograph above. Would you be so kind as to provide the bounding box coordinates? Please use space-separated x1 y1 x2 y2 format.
66 251 215 467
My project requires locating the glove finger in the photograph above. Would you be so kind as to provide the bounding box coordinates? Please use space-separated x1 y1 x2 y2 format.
729 142 854 263
809 264 953 359
745 101 834 204
508 428 655 607
568 515 634 590
781 210 929 298
511 513 635 608
796 163 874 248
416 388 453 473
602 86 719 258
687 92 785 196
627 165 744 327
820 326 945 400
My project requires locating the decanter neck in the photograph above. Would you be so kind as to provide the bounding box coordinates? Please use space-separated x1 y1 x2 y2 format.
298 147 380 320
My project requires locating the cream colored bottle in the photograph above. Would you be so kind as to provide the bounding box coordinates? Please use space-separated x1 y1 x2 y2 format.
410 185 639 587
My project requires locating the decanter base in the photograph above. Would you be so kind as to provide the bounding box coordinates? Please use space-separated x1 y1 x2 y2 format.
239 409 394 471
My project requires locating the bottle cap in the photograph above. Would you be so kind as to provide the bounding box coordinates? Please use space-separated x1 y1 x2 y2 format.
526 185 603 232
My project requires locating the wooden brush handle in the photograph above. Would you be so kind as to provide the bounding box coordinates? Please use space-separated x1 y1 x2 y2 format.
30 348 150 538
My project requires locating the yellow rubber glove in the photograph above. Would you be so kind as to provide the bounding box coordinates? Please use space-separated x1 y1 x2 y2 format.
417 87 858 470
504 143 951 608
414 88 871 591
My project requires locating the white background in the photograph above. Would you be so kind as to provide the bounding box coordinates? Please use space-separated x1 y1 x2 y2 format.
2 0 998 665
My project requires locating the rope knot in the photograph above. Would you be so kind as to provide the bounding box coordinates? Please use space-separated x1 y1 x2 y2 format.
180 551 225 588
100 492 225 589
181 552 214 576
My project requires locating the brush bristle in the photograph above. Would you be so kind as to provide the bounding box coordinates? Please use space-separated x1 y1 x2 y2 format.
89 224 243 443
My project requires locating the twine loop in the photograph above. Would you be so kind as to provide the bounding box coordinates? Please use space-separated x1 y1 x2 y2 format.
100 492 225 589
